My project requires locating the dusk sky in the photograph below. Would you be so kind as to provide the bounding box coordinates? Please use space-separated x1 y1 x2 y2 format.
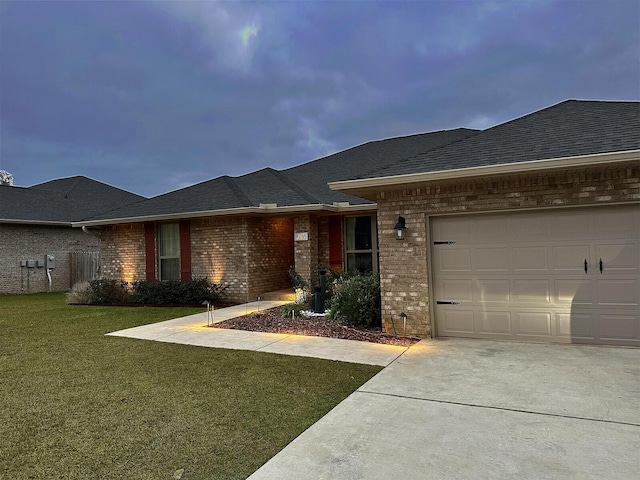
1 0 638 198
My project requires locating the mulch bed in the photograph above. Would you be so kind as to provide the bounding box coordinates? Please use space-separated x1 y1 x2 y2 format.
212 308 420 347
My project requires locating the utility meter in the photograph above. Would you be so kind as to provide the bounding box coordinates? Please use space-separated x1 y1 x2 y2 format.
45 255 55 269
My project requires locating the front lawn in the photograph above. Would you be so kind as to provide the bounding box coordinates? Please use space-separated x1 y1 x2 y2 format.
0 293 381 479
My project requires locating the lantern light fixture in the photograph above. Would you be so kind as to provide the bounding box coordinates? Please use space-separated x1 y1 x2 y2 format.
394 216 406 240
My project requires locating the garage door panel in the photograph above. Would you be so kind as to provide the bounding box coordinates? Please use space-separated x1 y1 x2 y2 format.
556 312 595 339
516 312 552 336
471 215 507 240
548 210 589 239
433 205 640 346
552 245 591 273
437 249 472 272
513 280 550 303
596 279 639 306
439 279 473 302
514 246 548 272
473 279 510 303
439 309 475 334
554 279 593 305
595 243 639 274
599 313 640 341
479 311 512 335
432 217 470 242
510 213 547 241
475 247 509 272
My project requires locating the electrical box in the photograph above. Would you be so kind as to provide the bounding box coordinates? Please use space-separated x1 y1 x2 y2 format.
20 260 26 267
46 255 55 269
36 259 45 268
26 260 36 268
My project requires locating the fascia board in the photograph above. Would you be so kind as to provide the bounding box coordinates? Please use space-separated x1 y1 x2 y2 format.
328 149 640 193
72 202 377 227
1 219 73 226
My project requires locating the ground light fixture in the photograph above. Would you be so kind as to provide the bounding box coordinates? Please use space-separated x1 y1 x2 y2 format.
394 216 406 240
399 311 408 335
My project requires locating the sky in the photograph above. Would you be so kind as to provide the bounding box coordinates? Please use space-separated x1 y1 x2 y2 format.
1 0 638 198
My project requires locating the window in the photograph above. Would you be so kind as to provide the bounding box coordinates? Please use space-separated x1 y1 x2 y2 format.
345 215 378 273
158 223 180 280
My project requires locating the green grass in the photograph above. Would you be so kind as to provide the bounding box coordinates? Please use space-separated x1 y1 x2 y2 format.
0 293 381 479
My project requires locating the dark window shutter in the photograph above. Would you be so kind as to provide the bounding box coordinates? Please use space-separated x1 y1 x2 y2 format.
179 221 192 281
144 223 156 281
329 216 343 271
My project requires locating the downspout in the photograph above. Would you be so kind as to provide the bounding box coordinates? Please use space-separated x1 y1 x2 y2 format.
82 226 102 239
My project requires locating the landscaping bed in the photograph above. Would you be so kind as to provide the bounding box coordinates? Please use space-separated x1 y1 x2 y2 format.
213 308 420 347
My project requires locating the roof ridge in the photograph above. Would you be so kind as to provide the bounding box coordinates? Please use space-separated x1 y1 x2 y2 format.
268 168 320 204
222 176 253 206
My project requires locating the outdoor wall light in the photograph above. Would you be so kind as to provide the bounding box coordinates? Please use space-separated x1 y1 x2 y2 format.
394 216 406 240
399 312 408 335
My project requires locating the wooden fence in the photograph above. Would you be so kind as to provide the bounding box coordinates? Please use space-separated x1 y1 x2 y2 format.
69 251 101 287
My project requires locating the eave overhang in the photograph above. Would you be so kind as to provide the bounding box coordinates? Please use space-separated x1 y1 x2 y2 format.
328 149 640 200
1 219 73 227
72 202 377 227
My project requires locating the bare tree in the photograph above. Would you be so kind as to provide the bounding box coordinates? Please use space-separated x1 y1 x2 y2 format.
0 170 14 186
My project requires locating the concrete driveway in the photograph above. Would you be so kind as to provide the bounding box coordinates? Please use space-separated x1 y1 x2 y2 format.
250 338 640 479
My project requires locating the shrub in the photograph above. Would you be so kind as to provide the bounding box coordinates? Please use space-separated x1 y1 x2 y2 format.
87 279 130 305
281 303 305 319
327 273 381 327
66 281 94 305
130 278 228 305
288 266 308 289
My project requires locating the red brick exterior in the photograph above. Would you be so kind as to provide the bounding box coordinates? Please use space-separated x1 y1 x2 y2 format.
376 164 640 337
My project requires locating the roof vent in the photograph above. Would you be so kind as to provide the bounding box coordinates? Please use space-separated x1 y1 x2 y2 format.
259 203 277 209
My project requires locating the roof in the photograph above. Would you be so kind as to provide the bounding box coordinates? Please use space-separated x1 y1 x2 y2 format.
334 100 640 185
0 176 145 225
78 128 478 225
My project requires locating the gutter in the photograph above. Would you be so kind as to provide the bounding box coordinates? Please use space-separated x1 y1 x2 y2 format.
328 149 640 193
72 202 377 227
82 226 102 239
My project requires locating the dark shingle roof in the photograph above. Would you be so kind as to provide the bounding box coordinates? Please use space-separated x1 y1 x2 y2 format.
83 128 478 222
0 176 145 224
358 100 640 180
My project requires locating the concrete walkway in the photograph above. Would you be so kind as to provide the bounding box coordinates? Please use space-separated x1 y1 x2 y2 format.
107 300 408 366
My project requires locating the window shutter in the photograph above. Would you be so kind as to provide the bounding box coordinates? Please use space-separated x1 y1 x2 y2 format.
179 221 192 281
144 223 156 281
329 216 343 271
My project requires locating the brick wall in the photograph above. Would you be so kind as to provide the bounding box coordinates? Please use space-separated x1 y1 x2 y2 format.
376 164 640 337
317 216 330 267
293 214 319 281
101 224 146 282
0 223 100 293
247 217 294 298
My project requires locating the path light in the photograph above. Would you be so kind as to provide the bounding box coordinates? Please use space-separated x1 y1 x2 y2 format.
394 216 406 240
203 301 215 327
399 312 408 335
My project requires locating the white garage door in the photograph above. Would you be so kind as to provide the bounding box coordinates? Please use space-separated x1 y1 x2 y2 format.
432 205 639 346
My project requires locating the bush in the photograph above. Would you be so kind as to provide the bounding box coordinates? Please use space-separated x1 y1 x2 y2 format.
68 278 228 306
87 279 130 305
130 278 227 305
327 273 381 327
281 303 305 319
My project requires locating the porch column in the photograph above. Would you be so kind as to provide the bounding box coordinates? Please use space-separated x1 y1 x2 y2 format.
293 214 318 282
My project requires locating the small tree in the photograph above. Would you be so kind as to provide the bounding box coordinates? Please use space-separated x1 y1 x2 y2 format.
0 170 14 186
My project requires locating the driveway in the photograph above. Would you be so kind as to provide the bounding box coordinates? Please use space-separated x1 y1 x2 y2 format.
250 338 640 479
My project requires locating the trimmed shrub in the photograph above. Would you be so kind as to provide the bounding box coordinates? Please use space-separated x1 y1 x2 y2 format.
130 278 228 305
327 273 381 327
87 279 129 305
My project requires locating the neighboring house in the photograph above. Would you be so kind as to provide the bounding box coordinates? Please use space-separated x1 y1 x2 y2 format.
74 129 478 303
0 176 145 293
330 100 640 346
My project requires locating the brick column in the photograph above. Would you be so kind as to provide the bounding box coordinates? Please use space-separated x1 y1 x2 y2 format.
293 214 318 282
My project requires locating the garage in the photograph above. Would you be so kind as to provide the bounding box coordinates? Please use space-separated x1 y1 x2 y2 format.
432 204 639 346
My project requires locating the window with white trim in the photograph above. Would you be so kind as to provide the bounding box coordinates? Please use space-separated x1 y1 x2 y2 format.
158 223 180 280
